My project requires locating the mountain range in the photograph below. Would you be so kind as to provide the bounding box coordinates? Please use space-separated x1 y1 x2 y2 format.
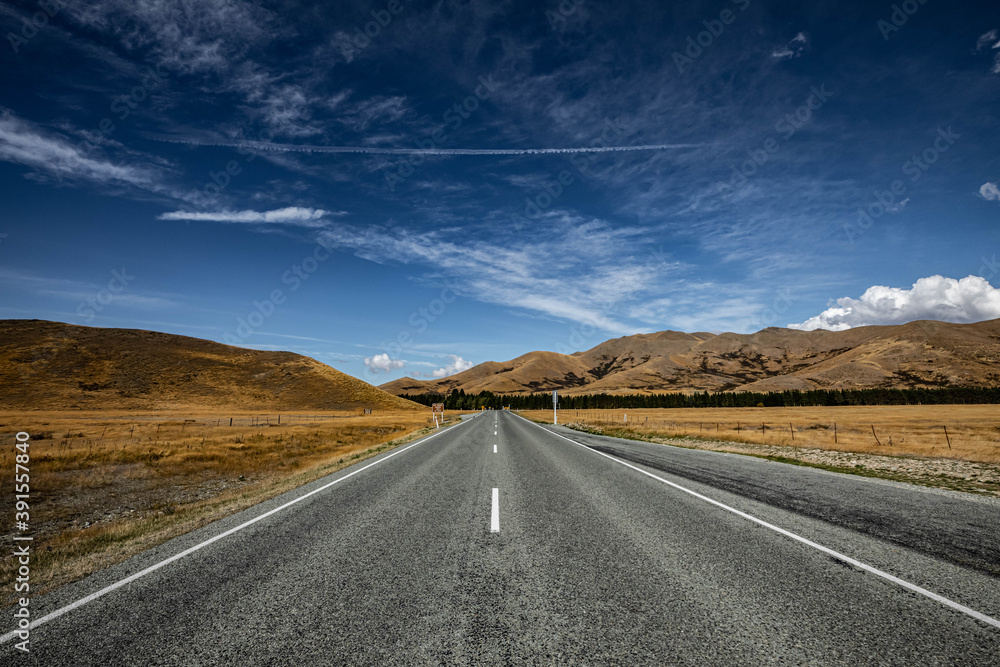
381 319 1000 396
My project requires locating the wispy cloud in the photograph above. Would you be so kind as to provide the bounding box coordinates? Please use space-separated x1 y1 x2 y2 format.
317 215 677 335
0 269 183 310
976 29 1000 74
157 207 341 225
772 32 809 60
977 29 999 50
789 275 1000 331
0 109 169 193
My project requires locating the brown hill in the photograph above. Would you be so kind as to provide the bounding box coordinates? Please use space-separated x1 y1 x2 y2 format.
381 319 1000 396
0 320 422 411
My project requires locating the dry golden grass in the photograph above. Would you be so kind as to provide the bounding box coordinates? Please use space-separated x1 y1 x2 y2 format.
524 405 1000 464
0 409 457 604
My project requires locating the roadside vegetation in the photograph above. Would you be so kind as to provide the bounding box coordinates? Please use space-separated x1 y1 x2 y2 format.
520 405 1000 496
0 410 458 604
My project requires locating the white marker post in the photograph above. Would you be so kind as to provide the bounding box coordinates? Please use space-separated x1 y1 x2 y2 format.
553 390 558 425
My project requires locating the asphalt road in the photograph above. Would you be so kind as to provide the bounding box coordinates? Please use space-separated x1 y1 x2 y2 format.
4 410 999 665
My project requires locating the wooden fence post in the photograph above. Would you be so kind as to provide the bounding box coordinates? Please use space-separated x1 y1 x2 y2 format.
943 425 951 449
871 425 882 446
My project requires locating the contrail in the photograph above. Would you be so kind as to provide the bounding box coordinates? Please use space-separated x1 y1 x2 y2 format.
156 137 705 156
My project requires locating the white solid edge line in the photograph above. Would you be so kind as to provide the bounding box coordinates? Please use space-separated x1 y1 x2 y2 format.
491 487 500 533
513 414 1000 630
0 415 479 644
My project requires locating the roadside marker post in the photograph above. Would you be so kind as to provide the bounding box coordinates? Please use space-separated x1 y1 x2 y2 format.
553 390 558 425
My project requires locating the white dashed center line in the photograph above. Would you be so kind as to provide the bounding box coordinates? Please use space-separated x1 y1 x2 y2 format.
491 488 500 533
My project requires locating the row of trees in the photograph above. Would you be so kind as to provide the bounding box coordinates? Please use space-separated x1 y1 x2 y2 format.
401 386 1000 411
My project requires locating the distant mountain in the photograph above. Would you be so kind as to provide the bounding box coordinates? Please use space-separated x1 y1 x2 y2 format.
0 320 422 411
381 319 1000 396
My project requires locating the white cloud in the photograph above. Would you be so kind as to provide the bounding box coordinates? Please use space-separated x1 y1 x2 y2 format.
976 29 1000 50
979 182 1000 201
0 110 165 192
65 0 275 76
339 96 410 132
976 30 1000 74
888 197 909 212
788 275 1000 331
157 207 339 225
431 355 475 378
316 215 678 334
772 32 809 60
363 353 405 374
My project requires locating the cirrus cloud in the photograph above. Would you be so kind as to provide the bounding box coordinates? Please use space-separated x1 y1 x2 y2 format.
788 275 1000 331
157 207 340 225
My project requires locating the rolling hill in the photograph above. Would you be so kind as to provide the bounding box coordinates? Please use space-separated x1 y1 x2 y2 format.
0 320 422 411
381 319 1000 396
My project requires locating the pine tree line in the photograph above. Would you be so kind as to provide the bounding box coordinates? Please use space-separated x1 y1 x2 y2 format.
400 386 1000 411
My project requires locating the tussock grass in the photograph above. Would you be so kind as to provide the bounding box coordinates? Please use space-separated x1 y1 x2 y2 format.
525 405 1000 464
0 409 455 604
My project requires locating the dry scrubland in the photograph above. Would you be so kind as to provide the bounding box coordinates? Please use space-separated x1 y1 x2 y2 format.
523 405 1000 495
0 410 457 604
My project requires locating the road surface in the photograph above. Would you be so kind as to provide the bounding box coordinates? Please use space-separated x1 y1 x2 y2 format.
4 410 999 665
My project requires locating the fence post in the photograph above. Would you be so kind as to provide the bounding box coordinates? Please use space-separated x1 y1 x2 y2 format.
871 425 882 446
943 425 951 449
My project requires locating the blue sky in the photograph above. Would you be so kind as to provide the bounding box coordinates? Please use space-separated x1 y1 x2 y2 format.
1 0 999 385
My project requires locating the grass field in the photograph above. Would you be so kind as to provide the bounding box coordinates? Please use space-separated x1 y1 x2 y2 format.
523 405 1000 464
0 409 459 604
